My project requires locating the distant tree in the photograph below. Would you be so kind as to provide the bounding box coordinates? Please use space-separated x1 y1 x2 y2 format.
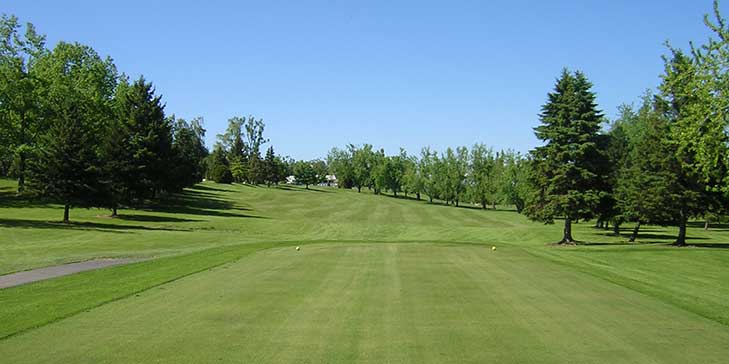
294 160 317 189
402 154 423 199
420 147 439 203
170 116 208 189
525 69 606 244
327 146 355 189
217 116 268 184
207 144 232 184
263 146 277 187
311 159 328 185
352 144 373 192
0 14 47 192
500 150 530 213
370 148 387 194
468 144 495 209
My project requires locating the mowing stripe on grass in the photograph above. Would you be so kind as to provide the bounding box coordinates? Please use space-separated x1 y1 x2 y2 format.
0 241 297 340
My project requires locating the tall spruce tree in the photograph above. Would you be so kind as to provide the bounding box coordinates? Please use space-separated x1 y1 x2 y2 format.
525 69 606 244
114 76 172 201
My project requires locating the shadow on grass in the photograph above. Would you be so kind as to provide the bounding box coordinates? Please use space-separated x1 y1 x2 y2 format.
0 218 187 233
145 189 266 219
688 243 729 249
273 185 333 193
116 214 201 223
188 184 230 193
687 221 729 231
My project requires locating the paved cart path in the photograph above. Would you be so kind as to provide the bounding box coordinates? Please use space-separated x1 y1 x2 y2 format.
0 259 139 289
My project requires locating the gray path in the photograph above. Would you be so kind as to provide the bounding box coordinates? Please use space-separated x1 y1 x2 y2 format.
0 258 139 289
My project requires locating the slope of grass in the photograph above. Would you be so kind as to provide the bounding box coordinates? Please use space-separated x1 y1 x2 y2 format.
2 244 729 363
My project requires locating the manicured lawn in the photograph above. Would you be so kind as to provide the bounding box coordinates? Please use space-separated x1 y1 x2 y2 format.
1 178 729 363
2 243 729 363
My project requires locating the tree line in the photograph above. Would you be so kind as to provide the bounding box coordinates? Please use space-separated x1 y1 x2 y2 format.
320 2 729 246
0 15 213 221
326 144 530 210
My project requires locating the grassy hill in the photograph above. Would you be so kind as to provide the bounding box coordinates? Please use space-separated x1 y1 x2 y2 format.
1 178 729 363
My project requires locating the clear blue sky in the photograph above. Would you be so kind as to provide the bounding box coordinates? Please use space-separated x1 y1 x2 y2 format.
4 1 723 160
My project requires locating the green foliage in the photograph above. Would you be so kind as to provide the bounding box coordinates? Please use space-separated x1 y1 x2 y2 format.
327 146 355 189
500 150 530 213
525 69 606 243
207 145 232 184
0 14 46 189
293 160 318 189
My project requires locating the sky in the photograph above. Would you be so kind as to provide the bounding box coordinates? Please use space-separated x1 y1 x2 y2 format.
3 1 725 160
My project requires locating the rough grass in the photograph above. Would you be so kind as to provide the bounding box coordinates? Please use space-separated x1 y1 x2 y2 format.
1 178 729 363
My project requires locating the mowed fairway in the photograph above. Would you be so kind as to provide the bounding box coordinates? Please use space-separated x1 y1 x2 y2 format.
2 179 729 363
0 243 727 363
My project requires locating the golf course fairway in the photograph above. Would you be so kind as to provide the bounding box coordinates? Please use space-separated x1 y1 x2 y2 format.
2 243 728 363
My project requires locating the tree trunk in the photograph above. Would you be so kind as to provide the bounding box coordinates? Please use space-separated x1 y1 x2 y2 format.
705 219 710 230
17 152 26 193
628 222 641 242
482 200 487 209
595 220 601 228
416 192 420 200
17 110 27 193
357 186 361 193
492 201 496 210
63 205 70 223
429 195 433 203
111 206 118 217
305 184 309 189
558 218 575 244
612 222 620 236
674 210 687 246
455 199 459 207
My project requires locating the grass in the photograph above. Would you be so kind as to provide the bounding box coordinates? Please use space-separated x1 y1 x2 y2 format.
1 177 729 362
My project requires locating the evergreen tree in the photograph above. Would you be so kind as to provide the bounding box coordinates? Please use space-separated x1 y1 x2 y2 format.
113 76 172 200
525 69 606 244
264 146 277 187
207 144 232 184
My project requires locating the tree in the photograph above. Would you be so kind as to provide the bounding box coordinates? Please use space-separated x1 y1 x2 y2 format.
28 42 116 221
217 116 268 184
327 146 355 189
524 69 606 244
0 15 47 191
658 50 714 245
207 144 232 184
402 154 423 199
294 160 317 189
420 147 439 203
263 146 278 187
500 151 530 213
668 1 729 196
352 144 373 192
468 144 495 209
170 116 208 189
112 76 172 200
